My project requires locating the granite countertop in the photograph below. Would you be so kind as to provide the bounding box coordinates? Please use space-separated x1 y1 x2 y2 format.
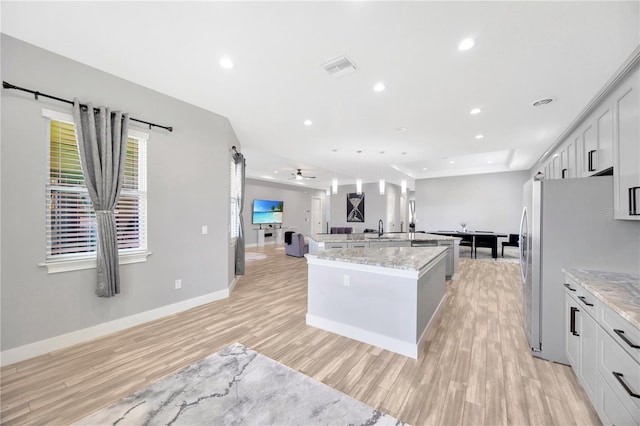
307 246 447 271
563 268 640 329
309 232 460 243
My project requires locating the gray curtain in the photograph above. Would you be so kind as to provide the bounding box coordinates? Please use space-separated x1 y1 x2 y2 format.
73 99 129 297
234 152 246 275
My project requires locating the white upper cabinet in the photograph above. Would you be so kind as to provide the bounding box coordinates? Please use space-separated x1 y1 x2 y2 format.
581 121 597 176
576 103 614 177
613 65 640 220
596 105 614 173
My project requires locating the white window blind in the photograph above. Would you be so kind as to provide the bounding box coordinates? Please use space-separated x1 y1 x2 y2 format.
45 110 147 261
230 157 240 239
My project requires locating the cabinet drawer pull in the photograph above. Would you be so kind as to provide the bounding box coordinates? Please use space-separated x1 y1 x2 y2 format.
564 283 576 291
588 150 597 172
630 187 640 216
613 372 640 399
614 329 640 349
577 296 594 307
561 168 568 179
570 307 579 336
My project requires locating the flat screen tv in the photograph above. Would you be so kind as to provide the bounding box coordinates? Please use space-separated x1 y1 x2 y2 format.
252 199 284 225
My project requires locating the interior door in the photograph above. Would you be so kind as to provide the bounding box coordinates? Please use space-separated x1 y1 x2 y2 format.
311 197 322 235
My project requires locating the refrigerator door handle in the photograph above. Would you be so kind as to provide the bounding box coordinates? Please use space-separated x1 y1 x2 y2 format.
518 206 528 285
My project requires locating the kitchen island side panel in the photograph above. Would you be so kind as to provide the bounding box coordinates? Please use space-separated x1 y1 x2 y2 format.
306 253 446 358
307 263 417 343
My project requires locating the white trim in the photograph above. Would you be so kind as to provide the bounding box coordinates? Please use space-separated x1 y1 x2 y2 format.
39 251 151 274
306 313 419 359
128 128 149 140
229 276 239 293
42 108 73 123
1 288 230 367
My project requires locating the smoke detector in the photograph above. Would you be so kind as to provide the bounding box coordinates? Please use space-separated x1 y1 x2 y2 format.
322 56 358 79
533 98 554 107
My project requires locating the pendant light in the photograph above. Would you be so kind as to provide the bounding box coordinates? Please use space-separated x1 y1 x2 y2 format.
331 149 338 194
356 150 362 195
379 151 385 195
401 179 407 195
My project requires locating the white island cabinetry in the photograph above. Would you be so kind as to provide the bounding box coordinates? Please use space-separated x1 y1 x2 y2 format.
306 247 447 359
307 233 459 279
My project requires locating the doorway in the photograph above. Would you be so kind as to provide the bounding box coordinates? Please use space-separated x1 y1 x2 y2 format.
311 197 322 235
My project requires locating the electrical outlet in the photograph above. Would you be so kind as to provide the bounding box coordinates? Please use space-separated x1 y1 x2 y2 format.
202 225 208 235
174 279 182 290
343 275 350 287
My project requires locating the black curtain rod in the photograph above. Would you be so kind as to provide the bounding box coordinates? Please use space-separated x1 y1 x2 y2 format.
2 81 173 132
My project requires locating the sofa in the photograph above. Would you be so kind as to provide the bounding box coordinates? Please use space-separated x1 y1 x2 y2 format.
285 233 308 257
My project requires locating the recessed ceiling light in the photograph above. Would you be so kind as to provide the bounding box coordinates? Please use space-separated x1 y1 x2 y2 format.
397 127 407 132
470 108 482 115
449 160 455 164
401 152 407 155
533 98 554 107
304 119 312 126
475 134 484 139
458 38 475 51
373 82 386 92
219 57 234 69
488 160 494 164
422 167 428 171
274 171 278 174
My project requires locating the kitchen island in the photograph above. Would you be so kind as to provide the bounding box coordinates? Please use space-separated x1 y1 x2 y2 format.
305 246 447 359
308 232 460 279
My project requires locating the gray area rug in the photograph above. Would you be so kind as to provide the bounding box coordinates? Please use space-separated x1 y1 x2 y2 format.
75 343 403 425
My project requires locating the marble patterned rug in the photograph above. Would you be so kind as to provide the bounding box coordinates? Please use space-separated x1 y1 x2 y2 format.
75 343 403 425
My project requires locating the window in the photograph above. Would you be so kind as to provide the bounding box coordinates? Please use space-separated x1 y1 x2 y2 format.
43 109 148 272
230 156 241 239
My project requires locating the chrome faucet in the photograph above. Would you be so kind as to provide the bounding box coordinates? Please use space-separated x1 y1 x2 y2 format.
378 219 384 237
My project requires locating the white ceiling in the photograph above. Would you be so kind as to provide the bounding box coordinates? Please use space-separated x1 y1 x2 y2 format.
2 1 639 191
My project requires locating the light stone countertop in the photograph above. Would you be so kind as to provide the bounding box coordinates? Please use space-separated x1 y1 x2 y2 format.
563 268 640 329
307 246 447 271
308 232 460 243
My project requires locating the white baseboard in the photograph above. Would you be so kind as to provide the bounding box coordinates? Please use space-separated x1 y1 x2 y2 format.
229 276 239 293
1 289 230 367
306 314 419 359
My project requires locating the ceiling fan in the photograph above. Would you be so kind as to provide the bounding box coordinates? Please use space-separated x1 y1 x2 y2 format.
289 169 316 180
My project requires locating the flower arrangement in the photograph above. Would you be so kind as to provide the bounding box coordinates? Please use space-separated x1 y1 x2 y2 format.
460 222 468 233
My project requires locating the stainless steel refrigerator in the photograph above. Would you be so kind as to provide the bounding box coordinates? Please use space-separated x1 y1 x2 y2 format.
520 175 640 364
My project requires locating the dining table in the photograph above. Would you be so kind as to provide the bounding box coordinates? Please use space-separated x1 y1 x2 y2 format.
428 231 508 259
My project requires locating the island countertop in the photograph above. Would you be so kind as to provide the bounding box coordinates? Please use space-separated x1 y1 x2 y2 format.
308 232 460 243
306 246 447 271
563 268 640 329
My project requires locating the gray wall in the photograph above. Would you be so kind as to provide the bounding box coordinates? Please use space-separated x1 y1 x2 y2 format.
414 171 530 234
244 178 327 245
0 35 238 351
328 182 408 233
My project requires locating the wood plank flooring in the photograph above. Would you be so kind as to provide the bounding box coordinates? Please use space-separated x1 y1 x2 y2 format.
1 245 601 425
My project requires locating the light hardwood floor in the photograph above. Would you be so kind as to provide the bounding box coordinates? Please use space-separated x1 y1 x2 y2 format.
1 245 601 425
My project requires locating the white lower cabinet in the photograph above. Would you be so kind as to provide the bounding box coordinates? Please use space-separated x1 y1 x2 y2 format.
598 329 640 425
565 273 640 426
564 283 598 403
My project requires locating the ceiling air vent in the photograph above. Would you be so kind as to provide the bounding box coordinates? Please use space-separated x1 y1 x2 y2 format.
322 56 358 79
533 98 554 107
